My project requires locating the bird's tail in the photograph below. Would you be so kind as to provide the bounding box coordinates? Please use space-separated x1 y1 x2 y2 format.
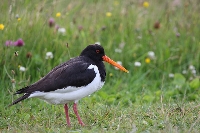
9 93 30 107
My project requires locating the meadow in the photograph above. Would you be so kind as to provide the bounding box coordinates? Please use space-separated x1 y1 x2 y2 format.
0 0 200 132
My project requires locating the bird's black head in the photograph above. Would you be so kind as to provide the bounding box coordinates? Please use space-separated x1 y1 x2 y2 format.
80 44 105 62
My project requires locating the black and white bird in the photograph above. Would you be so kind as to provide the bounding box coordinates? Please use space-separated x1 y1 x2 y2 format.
10 44 128 126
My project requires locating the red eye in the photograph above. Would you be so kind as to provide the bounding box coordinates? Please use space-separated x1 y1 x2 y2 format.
96 50 100 53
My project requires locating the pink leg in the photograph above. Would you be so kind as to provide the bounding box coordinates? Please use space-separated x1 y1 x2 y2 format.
64 104 71 126
73 103 85 126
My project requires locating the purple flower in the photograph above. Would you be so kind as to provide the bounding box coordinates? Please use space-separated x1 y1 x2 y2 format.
78 25 83 31
5 40 14 46
54 24 60 31
14 39 24 47
49 18 55 27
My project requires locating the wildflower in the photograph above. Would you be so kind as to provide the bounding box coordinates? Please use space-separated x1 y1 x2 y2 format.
46 52 53 59
115 48 122 53
182 70 187 74
106 12 112 17
15 14 19 19
189 65 195 70
119 42 125 49
0 24 5 30
109 73 113 77
17 18 21 21
54 24 60 31
19 65 26 72
57 27 66 34
169 73 174 78
5 40 14 46
147 51 155 59
154 21 160 29
78 25 83 31
48 18 55 27
143 2 149 8
56 12 61 17
14 39 24 46
145 58 151 64
134 62 141 67
191 69 196 75
95 42 101 45
115 61 122 70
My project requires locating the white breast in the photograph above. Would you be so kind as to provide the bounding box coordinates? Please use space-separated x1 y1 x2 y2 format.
29 64 105 104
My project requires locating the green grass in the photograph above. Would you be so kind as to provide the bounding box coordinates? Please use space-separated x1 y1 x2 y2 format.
0 0 200 132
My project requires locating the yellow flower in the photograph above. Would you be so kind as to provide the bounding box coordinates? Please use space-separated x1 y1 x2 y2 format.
56 12 61 17
143 1 149 8
0 24 4 30
17 18 21 21
109 73 113 77
106 12 112 17
145 58 151 64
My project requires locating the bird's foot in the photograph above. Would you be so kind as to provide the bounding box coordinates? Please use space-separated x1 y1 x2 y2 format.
79 121 85 126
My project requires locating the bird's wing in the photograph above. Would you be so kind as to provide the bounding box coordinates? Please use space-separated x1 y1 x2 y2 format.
16 57 96 94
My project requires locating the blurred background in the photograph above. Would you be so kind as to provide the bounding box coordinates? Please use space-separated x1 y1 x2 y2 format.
0 0 199 132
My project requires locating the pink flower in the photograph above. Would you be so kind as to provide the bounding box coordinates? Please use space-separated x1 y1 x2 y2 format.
55 24 60 31
5 40 14 46
14 39 24 47
48 18 55 27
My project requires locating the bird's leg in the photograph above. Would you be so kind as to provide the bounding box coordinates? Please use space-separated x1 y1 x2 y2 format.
73 103 85 126
64 104 71 126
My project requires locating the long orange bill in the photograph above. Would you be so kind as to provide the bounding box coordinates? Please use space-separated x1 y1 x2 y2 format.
102 55 129 73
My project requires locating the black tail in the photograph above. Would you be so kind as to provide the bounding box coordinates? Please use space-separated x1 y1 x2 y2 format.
9 93 31 107
14 86 31 94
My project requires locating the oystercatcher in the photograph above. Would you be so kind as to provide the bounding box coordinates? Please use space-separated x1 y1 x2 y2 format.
9 44 128 126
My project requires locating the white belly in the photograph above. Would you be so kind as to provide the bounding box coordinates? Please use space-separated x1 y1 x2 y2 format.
29 64 105 104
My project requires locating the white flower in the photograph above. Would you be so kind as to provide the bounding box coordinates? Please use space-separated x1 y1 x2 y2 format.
19 66 26 72
169 73 174 78
134 62 141 67
115 48 122 53
148 51 155 59
95 42 101 45
119 42 125 49
46 52 53 59
115 61 122 70
191 69 196 75
58 28 66 34
182 70 187 74
189 65 195 70
15 14 19 19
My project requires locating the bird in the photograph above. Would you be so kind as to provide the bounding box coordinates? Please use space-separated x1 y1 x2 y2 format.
9 44 128 126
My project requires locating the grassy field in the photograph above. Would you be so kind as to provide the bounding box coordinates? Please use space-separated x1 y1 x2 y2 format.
0 0 200 132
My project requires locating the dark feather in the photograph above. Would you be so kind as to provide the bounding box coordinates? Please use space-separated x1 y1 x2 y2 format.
9 93 30 106
15 56 104 94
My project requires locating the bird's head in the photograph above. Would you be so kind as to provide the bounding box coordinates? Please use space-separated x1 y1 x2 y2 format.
80 44 129 73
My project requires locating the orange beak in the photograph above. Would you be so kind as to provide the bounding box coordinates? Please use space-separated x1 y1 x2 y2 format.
102 55 129 73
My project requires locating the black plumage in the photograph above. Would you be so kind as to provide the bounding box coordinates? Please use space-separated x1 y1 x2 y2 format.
10 44 106 106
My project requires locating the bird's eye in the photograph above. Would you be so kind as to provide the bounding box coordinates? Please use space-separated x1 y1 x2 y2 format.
96 50 100 53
